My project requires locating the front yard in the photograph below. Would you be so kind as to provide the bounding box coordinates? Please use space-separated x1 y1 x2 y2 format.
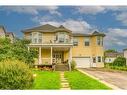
32 70 60 89
31 70 111 90
64 71 111 90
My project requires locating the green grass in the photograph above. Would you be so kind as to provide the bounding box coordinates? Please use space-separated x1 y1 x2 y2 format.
65 71 111 90
32 70 60 89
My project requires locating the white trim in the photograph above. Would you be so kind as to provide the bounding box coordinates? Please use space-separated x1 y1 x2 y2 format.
38 47 42 64
51 47 52 64
69 47 72 71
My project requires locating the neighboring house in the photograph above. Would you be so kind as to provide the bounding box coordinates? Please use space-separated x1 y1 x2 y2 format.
0 26 15 42
105 52 123 63
6 32 15 43
22 24 105 70
123 49 127 65
0 26 6 38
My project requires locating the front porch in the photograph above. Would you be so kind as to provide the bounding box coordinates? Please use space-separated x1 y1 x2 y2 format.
28 44 72 71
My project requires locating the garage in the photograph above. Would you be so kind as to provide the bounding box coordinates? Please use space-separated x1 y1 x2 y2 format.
73 57 91 68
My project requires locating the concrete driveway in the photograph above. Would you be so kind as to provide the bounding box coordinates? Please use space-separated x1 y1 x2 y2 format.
79 68 127 89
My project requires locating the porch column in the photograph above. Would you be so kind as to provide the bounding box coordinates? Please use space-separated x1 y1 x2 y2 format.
38 47 42 64
69 47 72 71
51 47 52 64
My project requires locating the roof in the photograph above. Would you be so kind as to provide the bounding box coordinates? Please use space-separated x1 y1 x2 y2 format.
123 48 127 51
73 33 91 37
92 31 105 37
22 24 105 37
105 52 123 57
22 24 72 33
6 32 15 37
0 25 6 34
72 31 105 37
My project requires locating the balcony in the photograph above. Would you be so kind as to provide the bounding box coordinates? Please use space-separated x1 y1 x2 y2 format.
29 37 73 47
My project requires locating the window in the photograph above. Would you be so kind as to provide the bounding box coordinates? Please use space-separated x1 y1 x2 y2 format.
97 36 103 46
30 33 32 39
32 33 38 43
84 37 90 46
65 34 69 43
31 32 42 44
38 33 42 43
73 38 78 46
98 56 101 62
58 33 65 43
33 38 37 43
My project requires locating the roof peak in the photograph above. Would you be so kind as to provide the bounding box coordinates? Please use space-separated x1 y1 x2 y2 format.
92 31 99 34
59 25 65 28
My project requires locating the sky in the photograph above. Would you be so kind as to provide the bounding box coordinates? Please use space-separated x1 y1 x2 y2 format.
0 6 127 51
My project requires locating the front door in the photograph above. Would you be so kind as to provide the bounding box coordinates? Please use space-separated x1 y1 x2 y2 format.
53 52 63 64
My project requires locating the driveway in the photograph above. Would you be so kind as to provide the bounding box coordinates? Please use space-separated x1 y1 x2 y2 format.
79 68 127 89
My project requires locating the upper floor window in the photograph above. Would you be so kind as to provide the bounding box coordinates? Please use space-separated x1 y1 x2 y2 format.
97 36 103 46
31 32 42 44
73 38 78 46
38 33 42 43
84 37 90 46
58 33 65 43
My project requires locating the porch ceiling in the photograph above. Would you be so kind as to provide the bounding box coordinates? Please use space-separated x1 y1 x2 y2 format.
29 46 70 51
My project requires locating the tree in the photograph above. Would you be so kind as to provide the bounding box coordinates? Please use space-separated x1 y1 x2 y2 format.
0 37 37 65
105 49 117 53
113 57 126 66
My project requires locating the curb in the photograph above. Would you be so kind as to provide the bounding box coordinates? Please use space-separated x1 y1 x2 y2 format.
77 69 121 90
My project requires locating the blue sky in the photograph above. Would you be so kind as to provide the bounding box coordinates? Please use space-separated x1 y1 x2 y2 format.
0 6 127 51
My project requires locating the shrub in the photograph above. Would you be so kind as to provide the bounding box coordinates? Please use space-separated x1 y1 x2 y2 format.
0 60 34 89
112 57 126 67
71 60 76 70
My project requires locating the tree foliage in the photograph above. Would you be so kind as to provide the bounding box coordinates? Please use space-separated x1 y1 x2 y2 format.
112 57 126 67
0 38 37 65
105 49 117 53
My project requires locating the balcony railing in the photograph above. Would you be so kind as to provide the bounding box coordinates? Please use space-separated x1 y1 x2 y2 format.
31 36 73 44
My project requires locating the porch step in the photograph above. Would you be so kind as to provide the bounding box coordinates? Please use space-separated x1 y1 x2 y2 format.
55 64 69 71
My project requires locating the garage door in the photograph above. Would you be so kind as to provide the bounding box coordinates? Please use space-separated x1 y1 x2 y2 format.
73 57 91 68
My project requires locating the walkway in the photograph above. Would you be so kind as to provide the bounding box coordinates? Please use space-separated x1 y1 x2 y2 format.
60 72 71 90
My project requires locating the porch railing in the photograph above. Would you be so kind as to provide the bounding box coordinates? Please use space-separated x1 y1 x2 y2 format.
30 36 73 44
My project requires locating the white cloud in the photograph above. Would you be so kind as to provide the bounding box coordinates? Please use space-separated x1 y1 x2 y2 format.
1 6 61 16
33 15 92 33
77 6 106 15
77 6 127 15
116 12 127 26
76 6 127 27
104 28 127 49
42 20 91 33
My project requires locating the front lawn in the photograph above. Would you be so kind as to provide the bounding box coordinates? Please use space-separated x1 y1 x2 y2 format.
65 71 111 90
32 70 60 89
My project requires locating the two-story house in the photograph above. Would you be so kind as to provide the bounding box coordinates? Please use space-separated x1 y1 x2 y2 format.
22 24 105 70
